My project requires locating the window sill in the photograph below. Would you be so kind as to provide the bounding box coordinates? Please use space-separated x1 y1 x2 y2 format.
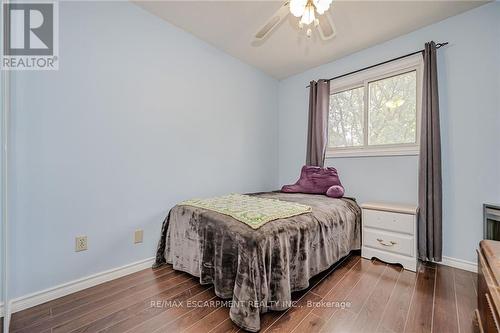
326 146 419 158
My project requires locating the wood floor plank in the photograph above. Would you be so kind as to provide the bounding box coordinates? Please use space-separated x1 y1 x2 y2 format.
51 269 177 317
9 266 173 331
376 270 417 333
350 264 402 332
183 306 230 333
14 273 194 333
257 255 358 332
151 295 221 333
455 268 477 333
256 267 328 333
317 260 387 332
255 308 288 332
311 259 373 317
115 288 217 333
472 271 478 296
71 281 208 333
319 309 358 332
10 266 171 327
10 267 173 331
209 318 240 333
296 258 379 333
433 265 459 333
52 277 197 333
311 255 360 298
291 312 326 333
290 255 355 301
404 263 436 333
9 306 52 332
264 291 322 333
339 259 387 314
296 258 385 333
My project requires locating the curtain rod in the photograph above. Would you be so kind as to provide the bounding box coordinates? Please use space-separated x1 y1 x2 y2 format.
306 42 448 88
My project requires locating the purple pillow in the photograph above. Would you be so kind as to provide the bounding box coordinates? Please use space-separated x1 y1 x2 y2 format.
281 165 345 198
326 185 344 198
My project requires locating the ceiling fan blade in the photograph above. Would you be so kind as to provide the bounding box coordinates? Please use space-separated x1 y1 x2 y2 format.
317 13 336 40
254 1 290 41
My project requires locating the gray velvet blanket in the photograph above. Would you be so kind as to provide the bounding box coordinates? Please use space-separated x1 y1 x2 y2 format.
154 192 361 331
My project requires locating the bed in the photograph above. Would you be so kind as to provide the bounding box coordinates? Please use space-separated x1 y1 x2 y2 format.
154 191 361 332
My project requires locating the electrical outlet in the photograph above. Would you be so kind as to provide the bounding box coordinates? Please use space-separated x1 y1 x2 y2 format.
75 236 88 252
134 229 143 244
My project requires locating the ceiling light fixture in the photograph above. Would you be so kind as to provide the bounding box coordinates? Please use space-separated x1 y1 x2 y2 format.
290 0 333 38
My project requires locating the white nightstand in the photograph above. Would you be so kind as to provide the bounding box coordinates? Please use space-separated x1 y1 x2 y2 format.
361 202 418 272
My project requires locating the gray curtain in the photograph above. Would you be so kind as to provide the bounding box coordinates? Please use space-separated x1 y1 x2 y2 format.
418 41 442 262
306 79 330 167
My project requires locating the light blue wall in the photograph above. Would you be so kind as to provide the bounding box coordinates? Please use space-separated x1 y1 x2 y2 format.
7 0 499 300
9 1 278 298
278 3 500 263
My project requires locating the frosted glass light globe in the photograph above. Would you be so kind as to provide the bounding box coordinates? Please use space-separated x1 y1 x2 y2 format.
290 0 307 17
313 0 332 14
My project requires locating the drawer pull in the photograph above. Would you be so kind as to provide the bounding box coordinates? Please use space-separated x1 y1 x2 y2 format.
377 238 397 247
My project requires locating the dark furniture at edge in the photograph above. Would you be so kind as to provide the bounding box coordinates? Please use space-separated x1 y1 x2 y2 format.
477 240 500 332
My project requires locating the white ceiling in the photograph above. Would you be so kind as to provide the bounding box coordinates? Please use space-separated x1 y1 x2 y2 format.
135 0 487 79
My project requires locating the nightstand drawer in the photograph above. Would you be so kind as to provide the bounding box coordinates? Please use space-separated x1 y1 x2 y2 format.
364 228 414 257
363 209 414 235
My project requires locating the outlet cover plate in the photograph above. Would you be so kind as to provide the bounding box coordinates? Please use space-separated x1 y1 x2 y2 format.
134 229 143 244
75 236 88 252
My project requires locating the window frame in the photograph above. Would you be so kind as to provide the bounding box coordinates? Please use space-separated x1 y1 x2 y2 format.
326 54 423 158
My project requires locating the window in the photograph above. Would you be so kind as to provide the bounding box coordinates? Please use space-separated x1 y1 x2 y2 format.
327 55 422 157
329 86 364 148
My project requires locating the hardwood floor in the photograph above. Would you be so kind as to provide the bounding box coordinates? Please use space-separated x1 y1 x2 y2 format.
9 254 477 333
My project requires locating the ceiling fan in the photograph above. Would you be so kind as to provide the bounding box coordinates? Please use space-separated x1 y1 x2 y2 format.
254 0 336 41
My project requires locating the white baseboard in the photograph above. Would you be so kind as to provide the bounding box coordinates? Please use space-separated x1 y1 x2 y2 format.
10 256 155 314
437 256 477 273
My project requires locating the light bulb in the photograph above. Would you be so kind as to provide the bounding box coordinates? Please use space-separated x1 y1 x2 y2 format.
313 0 332 15
289 0 307 17
299 4 315 25
306 28 312 38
